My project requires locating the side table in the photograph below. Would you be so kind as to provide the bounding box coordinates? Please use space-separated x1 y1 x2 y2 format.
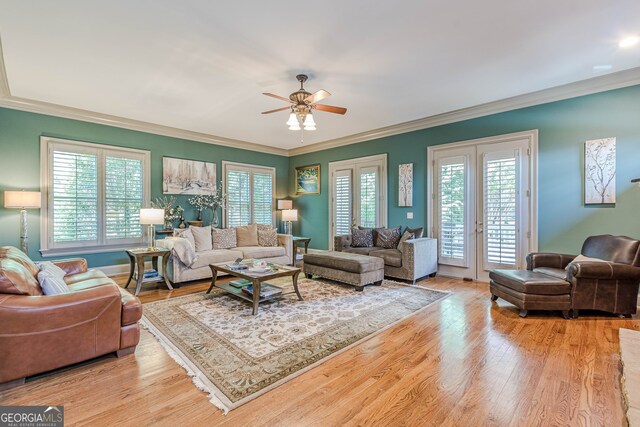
292 236 311 266
125 248 173 296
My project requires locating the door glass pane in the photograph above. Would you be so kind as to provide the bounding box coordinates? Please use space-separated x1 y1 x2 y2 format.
439 161 465 261
360 170 377 228
484 156 517 265
334 172 352 235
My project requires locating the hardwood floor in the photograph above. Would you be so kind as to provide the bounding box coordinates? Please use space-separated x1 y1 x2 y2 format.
1 275 636 426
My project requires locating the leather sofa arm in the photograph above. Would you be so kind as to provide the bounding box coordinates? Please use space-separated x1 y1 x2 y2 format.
52 258 89 276
526 253 576 270
0 284 122 334
277 234 293 265
567 262 640 281
334 235 351 252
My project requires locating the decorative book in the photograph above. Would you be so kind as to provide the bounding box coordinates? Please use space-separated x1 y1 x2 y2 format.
241 283 283 299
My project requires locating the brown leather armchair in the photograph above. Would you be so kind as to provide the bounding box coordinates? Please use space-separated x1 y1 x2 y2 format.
0 247 142 390
527 235 640 318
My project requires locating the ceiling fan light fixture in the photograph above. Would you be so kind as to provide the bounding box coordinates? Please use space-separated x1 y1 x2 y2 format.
303 112 316 127
286 112 299 127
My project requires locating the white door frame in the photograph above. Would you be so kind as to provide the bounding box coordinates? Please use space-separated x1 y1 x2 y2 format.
427 130 539 280
328 153 388 250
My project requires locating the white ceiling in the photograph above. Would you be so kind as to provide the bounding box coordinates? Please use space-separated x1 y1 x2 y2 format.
1 0 639 150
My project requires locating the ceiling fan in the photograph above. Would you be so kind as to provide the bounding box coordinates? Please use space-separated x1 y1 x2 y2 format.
261 74 347 131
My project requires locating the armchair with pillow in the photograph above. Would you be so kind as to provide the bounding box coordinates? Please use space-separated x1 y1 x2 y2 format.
335 226 437 284
158 224 293 284
0 246 142 390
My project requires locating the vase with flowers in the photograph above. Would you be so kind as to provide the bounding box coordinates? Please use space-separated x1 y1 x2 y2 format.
151 196 183 230
188 183 228 227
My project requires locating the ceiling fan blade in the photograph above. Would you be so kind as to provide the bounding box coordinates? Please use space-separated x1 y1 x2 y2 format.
313 104 347 115
304 90 331 104
263 93 293 103
261 106 291 114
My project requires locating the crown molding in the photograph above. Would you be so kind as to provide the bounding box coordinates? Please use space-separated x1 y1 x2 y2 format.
288 67 640 156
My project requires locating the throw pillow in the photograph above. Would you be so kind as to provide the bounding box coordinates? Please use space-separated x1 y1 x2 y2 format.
0 258 43 296
212 228 237 249
376 226 402 249
37 269 70 295
565 254 608 270
258 227 278 247
174 228 196 250
35 261 67 280
405 226 424 239
359 226 385 242
351 227 374 247
236 224 259 247
397 230 415 251
190 226 213 252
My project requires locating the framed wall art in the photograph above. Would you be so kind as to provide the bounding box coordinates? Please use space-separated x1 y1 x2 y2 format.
584 137 616 205
398 163 413 207
295 164 321 195
163 157 216 195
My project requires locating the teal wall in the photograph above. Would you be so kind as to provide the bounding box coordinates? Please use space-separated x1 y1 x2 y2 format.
0 107 289 267
289 84 640 253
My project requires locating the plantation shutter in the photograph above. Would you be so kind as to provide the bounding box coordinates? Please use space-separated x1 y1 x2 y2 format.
483 151 518 267
226 169 252 227
224 162 275 228
438 156 467 266
52 150 99 244
252 172 274 225
333 170 352 235
359 167 378 228
105 156 144 241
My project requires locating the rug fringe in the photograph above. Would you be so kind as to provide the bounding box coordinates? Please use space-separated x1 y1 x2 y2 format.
139 317 230 415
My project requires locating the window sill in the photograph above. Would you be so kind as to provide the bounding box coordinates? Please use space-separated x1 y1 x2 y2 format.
40 243 144 258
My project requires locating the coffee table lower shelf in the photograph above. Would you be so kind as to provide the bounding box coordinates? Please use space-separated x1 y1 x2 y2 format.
214 282 286 304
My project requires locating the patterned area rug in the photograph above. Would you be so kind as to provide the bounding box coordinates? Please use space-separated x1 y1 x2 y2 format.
141 277 449 412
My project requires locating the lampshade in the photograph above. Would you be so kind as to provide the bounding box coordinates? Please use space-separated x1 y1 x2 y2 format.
282 209 298 222
277 199 293 210
288 123 301 131
4 191 41 209
139 208 165 225
286 112 299 126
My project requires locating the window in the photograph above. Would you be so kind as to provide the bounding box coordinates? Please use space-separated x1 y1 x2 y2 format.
40 137 150 256
333 170 353 236
437 156 467 266
359 167 378 228
222 161 275 228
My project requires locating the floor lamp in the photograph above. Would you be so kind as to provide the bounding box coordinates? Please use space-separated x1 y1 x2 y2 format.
4 190 41 254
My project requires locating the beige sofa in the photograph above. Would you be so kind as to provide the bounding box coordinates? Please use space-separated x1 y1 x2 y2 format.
158 226 293 284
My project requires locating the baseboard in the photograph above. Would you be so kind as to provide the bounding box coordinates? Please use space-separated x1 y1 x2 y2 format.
97 261 153 277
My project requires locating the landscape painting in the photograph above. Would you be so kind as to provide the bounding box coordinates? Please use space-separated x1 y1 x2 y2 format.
584 137 616 204
163 157 216 195
399 163 413 207
296 164 320 195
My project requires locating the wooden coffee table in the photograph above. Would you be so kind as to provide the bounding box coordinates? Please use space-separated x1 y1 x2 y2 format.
206 262 303 315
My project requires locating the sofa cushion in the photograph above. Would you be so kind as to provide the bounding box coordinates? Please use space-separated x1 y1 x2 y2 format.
351 227 374 247
533 267 568 280
174 228 196 250
375 226 402 249
489 269 570 295
212 228 237 249
191 226 213 252
0 246 39 277
239 246 286 259
257 227 278 247
0 258 43 295
236 224 259 247
343 247 383 256
190 249 243 269
369 249 403 267
304 252 384 273
64 269 111 285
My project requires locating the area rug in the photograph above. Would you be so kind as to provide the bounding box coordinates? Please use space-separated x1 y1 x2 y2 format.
141 277 449 413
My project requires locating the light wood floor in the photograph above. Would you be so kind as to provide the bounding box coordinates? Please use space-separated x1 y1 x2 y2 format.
1 275 636 426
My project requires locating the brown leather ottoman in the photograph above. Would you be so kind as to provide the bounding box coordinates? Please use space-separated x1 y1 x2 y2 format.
489 269 571 319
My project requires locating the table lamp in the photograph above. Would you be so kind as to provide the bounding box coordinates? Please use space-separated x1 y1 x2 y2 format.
4 190 41 254
282 209 298 235
140 208 165 249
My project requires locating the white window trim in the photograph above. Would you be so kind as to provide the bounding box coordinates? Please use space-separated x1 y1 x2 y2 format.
328 153 388 249
426 129 539 258
39 136 151 257
221 160 276 227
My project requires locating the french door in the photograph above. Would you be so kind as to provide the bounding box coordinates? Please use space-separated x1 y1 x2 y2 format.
429 133 537 282
329 154 387 248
